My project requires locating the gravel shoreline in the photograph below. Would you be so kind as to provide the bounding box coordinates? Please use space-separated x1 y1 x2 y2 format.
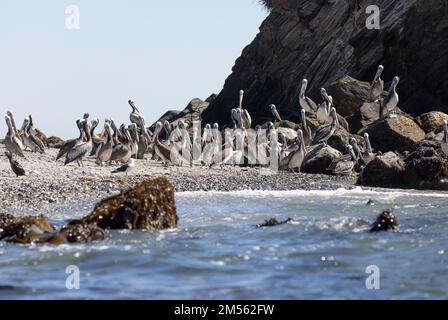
0 146 358 213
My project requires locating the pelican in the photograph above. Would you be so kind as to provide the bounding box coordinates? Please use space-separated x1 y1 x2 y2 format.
317 88 331 124
238 90 252 129
202 124 213 146
327 144 358 176
28 115 47 146
112 158 135 176
110 126 132 164
312 108 338 145
65 120 93 167
300 109 312 147
5 151 25 177
381 76 400 118
286 129 306 172
442 120 448 157
362 132 376 164
270 104 282 123
6 111 21 141
21 118 45 153
4 115 25 158
231 108 240 128
371 65 385 101
88 118 101 156
153 121 175 165
299 79 318 114
128 99 145 126
128 123 140 157
56 119 84 161
349 138 362 160
96 122 113 166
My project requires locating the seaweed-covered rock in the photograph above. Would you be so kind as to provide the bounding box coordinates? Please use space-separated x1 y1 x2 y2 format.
302 144 342 174
60 221 105 243
82 177 178 230
359 115 425 153
0 214 57 244
415 112 448 134
370 210 399 232
403 141 448 190
358 152 405 188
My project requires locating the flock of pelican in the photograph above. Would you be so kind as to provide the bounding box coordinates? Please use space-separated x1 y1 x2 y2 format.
2 65 448 177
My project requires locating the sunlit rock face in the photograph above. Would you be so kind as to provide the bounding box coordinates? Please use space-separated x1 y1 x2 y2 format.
202 0 448 126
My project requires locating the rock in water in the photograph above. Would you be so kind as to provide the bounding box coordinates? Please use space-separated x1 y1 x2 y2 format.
302 144 342 174
358 152 405 188
82 177 178 230
370 210 399 232
0 214 57 244
359 115 425 153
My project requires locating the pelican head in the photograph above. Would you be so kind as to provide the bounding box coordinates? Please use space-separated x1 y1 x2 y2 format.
297 129 304 145
239 90 244 109
267 122 275 130
205 123 211 130
21 118 30 131
347 144 357 161
330 107 337 119
301 109 307 127
364 133 373 154
155 121 163 134
213 123 219 130
374 65 384 81
270 104 282 122
390 76 400 92
83 113 90 120
300 79 308 95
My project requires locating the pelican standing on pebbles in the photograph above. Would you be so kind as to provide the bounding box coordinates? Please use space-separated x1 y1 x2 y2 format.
312 108 338 145
96 122 113 166
110 126 132 164
4 115 25 158
371 65 385 101
5 151 25 177
153 121 175 165
299 79 318 114
381 76 400 118
65 120 93 167
56 119 84 161
21 117 45 153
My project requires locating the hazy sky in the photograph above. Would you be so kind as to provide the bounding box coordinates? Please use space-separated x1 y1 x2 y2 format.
0 0 268 138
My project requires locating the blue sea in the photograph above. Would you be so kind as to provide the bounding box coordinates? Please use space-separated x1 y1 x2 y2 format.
1 188 447 299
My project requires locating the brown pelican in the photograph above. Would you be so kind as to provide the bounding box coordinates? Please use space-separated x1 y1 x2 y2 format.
21 118 45 153
349 137 362 160
327 144 357 176
65 120 93 167
300 109 312 147
153 121 174 165
56 119 84 161
64 121 92 167
287 129 306 172
110 126 132 164
371 65 385 101
269 104 282 123
381 76 400 118
95 122 113 166
238 90 252 129
128 99 145 126
442 120 448 157
231 109 240 128
6 111 21 141
128 123 140 157
5 151 25 177
89 118 103 156
299 79 318 114
312 108 338 145
28 115 47 146
112 158 135 176
4 115 25 158
110 118 123 145
317 88 331 124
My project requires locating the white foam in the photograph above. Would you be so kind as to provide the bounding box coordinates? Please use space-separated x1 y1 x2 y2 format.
176 187 448 200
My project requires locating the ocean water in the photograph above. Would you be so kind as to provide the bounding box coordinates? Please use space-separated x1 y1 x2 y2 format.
0 188 447 300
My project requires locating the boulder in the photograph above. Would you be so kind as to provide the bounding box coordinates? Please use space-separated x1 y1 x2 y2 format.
403 141 448 190
327 76 371 119
358 152 405 188
359 115 425 153
415 111 448 134
0 214 58 244
327 127 352 154
302 144 342 174
82 177 178 230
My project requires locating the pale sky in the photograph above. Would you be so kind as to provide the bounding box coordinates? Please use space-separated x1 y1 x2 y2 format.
0 0 268 138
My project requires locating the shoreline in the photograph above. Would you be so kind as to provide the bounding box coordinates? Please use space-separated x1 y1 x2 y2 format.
2 146 447 215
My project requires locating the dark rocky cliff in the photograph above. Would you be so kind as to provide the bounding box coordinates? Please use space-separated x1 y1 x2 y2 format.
202 0 448 126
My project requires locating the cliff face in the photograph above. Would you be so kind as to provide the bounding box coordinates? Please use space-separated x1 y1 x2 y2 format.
202 0 448 126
